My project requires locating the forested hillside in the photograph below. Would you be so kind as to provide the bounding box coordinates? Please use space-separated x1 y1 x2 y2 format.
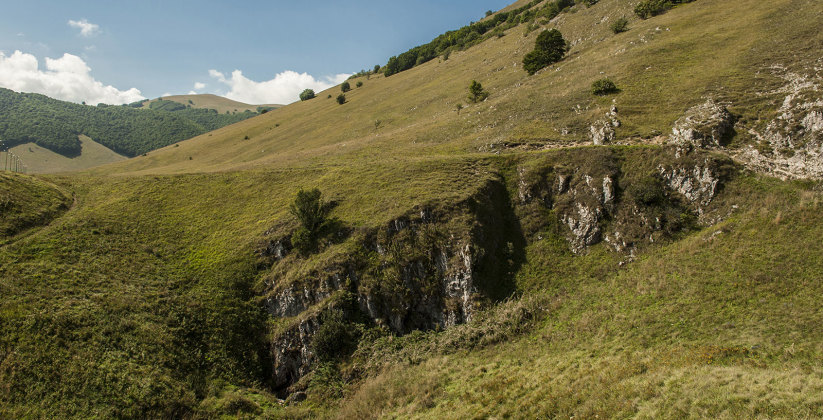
0 89 258 157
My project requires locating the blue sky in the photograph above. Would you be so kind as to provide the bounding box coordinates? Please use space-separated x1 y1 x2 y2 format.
0 0 513 104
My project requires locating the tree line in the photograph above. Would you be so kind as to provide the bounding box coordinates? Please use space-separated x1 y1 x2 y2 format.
0 89 259 158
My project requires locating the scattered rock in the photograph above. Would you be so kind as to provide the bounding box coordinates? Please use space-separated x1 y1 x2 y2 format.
670 99 734 155
589 104 621 145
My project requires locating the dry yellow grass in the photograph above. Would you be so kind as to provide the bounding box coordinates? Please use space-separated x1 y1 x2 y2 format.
10 135 127 174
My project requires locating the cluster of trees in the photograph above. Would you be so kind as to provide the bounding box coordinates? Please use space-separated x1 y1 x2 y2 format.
0 89 258 157
382 0 587 78
634 0 695 19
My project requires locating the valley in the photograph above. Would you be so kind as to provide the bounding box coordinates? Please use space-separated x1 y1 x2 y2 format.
1 0 822 418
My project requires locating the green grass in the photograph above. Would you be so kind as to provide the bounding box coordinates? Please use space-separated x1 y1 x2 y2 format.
0 172 71 242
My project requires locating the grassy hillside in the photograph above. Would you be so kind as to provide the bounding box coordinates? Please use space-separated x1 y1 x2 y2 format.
140 94 281 114
0 172 71 243
96 0 822 176
2 0 823 418
9 136 127 174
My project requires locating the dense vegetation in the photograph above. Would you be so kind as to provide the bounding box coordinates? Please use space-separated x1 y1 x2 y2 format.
634 0 696 18
0 89 258 157
383 0 585 77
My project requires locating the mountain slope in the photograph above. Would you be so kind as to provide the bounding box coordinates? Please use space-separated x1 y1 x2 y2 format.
9 135 127 174
140 94 281 114
0 88 263 165
2 0 823 418
96 0 822 177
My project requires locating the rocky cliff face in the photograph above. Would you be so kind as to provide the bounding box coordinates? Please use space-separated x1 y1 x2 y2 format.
517 148 732 255
259 179 515 391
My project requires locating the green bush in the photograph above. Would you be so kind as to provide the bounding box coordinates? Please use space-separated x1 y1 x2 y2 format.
626 177 665 206
337 94 346 105
591 78 619 95
634 0 694 19
610 17 629 33
299 89 316 101
523 29 568 75
312 310 362 362
290 188 326 232
289 188 329 254
468 80 489 103
356 81 363 88
341 81 351 92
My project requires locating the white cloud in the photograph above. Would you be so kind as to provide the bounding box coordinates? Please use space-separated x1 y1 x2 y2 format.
193 82 206 90
68 19 100 37
0 50 144 105
187 90 197 95
208 69 350 104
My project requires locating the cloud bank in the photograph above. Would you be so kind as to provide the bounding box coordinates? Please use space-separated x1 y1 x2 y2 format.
0 50 144 105
68 19 100 37
209 69 350 104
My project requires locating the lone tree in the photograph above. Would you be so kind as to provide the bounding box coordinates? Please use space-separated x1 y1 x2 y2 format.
522 29 568 75
299 89 316 101
341 81 351 92
337 94 346 105
468 80 489 103
289 188 329 254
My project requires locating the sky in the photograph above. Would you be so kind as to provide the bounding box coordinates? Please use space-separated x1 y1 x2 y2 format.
0 0 513 105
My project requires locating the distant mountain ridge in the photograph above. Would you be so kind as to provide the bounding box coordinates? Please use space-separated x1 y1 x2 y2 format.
138 94 281 114
0 89 262 158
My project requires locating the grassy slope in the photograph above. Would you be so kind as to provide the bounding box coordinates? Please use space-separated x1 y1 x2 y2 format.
0 172 71 242
335 174 823 419
10 136 127 174
142 94 281 114
92 0 821 177
2 0 823 418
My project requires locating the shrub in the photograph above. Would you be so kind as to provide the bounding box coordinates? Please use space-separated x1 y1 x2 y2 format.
486 10 494 17
634 0 670 18
610 16 629 33
373 64 381 73
290 188 326 233
591 78 619 95
312 310 362 362
634 0 693 19
523 29 568 75
289 187 329 254
341 81 351 92
468 80 489 103
299 89 316 101
626 177 665 206
337 94 346 105
356 81 363 88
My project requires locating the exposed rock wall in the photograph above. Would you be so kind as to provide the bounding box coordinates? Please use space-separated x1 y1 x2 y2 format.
260 179 515 390
517 149 731 255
